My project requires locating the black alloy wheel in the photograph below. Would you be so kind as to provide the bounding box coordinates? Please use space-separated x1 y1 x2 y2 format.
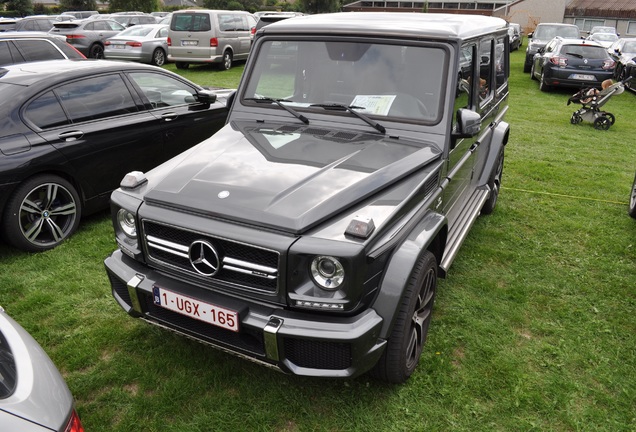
89 43 104 59
482 150 504 215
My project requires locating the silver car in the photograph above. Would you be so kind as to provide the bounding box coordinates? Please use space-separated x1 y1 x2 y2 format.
0 307 83 432
104 24 169 66
49 18 125 58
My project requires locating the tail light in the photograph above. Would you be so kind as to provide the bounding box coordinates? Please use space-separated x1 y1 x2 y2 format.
65 34 85 40
549 56 567 67
167 37 172 46
251 26 256 36
603 59 616 70
64 410 84 432
126 42 142 47
210 37 218 47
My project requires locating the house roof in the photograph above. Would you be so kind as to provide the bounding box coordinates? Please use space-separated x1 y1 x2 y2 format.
565 0 636 19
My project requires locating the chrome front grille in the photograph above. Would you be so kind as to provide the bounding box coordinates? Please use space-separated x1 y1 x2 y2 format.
142 220 279 293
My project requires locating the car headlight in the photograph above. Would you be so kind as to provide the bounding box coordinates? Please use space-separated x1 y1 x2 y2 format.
117 209 137 239
310 256 344 290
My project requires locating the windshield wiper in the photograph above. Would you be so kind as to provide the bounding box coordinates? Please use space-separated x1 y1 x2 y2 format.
244 97 309 124
309 103 386 134
565 52 584 59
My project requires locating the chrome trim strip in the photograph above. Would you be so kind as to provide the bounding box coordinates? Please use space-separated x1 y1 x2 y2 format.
224 257 277 275
223 265 278 280
126 274 144 314
263 318 283 361
147 235 189 252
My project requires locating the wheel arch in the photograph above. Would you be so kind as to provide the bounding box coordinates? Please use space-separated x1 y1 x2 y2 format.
372 211 447 339
477 120 509 187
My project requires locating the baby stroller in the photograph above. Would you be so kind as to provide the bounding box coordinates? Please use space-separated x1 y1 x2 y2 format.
567 77 631 131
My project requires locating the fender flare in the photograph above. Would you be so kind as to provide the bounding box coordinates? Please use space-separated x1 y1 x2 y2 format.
478 120 510 186
372 211 447 339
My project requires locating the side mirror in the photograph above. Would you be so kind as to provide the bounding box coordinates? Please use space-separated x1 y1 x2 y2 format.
453 108 481 139
194 89 217 104
528 32 533 39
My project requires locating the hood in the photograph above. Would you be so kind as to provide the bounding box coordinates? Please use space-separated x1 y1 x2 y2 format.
144 121 442 233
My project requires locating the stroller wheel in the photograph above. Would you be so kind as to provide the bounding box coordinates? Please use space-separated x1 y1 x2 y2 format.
594 116 611 131
605 113 615 125
570 113 582 124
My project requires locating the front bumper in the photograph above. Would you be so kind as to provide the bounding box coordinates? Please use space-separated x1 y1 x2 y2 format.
104 250 386 378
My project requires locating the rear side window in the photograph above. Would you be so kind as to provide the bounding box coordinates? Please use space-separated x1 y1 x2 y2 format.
15 40 64 62
172 13 211 32
25 91 69 129
0 41 25 67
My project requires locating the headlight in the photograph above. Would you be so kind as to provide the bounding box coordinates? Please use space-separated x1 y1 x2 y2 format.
116 209 137 238
310 256 344 290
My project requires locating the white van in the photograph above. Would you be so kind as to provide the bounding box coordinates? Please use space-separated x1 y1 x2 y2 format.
167 9 256 70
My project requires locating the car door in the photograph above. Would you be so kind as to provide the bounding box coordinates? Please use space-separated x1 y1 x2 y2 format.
24 73 163 202
127 71 228 158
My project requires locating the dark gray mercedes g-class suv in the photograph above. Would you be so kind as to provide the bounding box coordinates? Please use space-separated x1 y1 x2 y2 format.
105 12 511 383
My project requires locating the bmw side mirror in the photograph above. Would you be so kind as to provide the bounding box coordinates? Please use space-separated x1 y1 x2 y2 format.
194 89 217 104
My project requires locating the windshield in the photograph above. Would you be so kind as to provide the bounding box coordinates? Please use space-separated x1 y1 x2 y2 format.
534 25 580 40
119 26 154 37
242 40 447 123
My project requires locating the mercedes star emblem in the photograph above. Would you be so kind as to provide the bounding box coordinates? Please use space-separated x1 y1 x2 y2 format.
189 240 220 276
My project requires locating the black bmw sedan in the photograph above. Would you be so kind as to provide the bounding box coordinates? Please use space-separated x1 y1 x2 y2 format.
0 59 229 252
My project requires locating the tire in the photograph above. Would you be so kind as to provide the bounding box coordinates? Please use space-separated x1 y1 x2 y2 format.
88 43 104 59
539 70 551 92
151 48 166 67
604 112 615 125
175 62 189 70
481 150 504 215
219 50 232 70
523 56 531 73
629 172 636 219
570 113 582 124
371 251 437 383
594 116 610 131
530 62 537 80
1 175 81 252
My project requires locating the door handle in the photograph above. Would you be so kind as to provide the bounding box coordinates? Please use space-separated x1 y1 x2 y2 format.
161 112 178 122
58 131 84 141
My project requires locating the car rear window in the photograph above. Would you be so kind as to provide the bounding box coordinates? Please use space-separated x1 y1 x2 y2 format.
562 44 608 59
534 25 580 40
171 13 211 32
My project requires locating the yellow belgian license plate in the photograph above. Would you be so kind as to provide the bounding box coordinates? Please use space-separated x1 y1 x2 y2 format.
153 286 239 332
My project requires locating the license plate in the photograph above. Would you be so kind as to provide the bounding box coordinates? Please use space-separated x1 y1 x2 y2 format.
153 286 239 332
113 44 125 49
181 40 198 46
570 74 595 81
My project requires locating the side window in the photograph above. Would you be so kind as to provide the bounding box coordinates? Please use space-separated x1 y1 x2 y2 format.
219 14 235 31
55 74 138 123
495 37 507 90
158 27 168 38
15 40 63 62
24 91 70 129
128 72 197 108
0 41 17 66
23 21 36 31
478 38 493 103
454 43 475 128
84 22 95 31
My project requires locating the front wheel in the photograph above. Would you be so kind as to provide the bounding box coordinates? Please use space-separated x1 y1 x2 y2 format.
151 48 166 66
594 116 611 130
1 175 81 252
371 251 437 383
539 70 551 92
89 43 104 59
629 172 636 219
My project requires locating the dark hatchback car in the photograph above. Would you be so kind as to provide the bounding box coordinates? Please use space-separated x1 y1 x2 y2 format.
49 19 125 58
531 37 615 91
0 32 85 67
0 59 229 252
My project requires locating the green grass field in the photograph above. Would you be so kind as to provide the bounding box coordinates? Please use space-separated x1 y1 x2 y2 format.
1 46 635 431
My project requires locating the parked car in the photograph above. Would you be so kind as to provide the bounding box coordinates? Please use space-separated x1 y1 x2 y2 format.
531 37 615 91
589 25 618 36
586 32 618 48
524 22 580 72
0 18 17 32
167 9 256 70
608 37 636 81
111 13 158 28
0 306 84 432
49 19 125 58
0 59 230 252
59 10 99 20
629 172 636 218
255 12 297 31
104 24 168 66
0 32 85 67
105 12 511 383
508 22 522 51
13 16 56 32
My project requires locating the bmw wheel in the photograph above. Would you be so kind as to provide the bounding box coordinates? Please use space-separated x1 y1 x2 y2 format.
1 175 81 252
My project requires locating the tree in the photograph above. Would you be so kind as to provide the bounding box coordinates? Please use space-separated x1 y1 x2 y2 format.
108 0 160 12
297 0 339 14
59 0 97 11
6 0 33 16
